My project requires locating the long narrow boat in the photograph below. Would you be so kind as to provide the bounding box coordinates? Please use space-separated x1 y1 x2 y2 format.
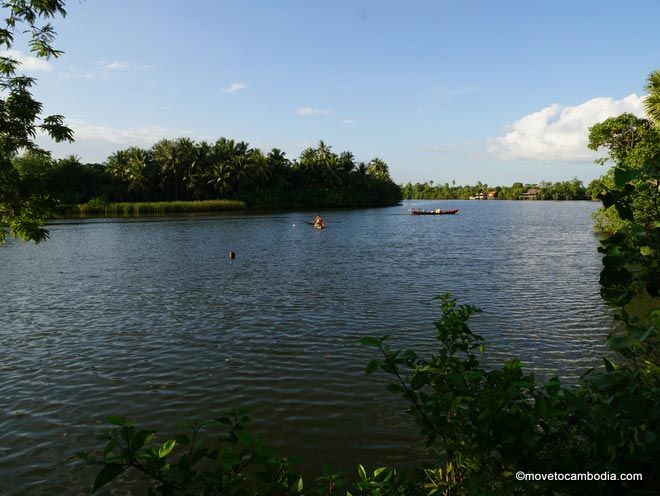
409 208 459 216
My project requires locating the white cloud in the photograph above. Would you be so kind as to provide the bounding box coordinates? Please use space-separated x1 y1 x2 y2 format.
100 60 153 71
0 49 52 72
297 107 333 116
60 67 95 80
37 120 204 163
102 60 132 71
488 94 645 161
67 118 195 145
343 119 356 124
223 82 247 94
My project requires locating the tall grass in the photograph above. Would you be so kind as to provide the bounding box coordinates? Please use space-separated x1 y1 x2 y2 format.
73 199 246 217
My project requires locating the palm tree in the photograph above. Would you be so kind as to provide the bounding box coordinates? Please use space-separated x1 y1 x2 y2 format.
105 150 130 183
213 138 237 163
338 151 355 186
249 149 271 189
152 139 178 199
366 157 391 181
206 161 233 197
123 147 154 199
351 161 369 188
644 69 660 127
189 141 212 199
152 138 196 200
267 148 291 189
174 137 197 199
232 141 252 190
316 140 332 161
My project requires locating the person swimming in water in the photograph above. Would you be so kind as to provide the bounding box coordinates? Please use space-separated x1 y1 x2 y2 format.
313 215 325 229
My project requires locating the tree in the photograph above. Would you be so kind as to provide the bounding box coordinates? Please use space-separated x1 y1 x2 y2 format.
587 72 660 234
588 113 658 166
153 138 196 201
248 148 271 189
0 0 73 242
644 69 660 127
123 147 156 199
266 148 291 190
365 157 392 182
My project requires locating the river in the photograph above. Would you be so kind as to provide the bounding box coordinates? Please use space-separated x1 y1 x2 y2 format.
0 200 611 494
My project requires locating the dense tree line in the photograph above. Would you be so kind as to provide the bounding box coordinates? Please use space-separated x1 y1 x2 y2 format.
11 139 402 212
401 178 594 200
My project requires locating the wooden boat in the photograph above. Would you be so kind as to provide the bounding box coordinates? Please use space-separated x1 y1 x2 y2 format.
409 208 459 216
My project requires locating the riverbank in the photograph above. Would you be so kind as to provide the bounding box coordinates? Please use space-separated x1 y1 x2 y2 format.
66 199 247 217
62 189 400 217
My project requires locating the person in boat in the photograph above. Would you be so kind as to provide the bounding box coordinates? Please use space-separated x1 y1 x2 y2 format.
314 215 325 229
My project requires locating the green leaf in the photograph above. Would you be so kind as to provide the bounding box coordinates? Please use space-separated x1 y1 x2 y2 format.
537 397 548 417
358 464 367 481
410 372 428 390
107 416 126 426
294 476 303 492
365 359 380 374
158 439 176 458
615 203 634 221
358 337 381 347
603 357 617 371
92 463 124 493
233 429 254 446
613 166 639 188
199 420 217 429
131 430 155 452
608 335 638 352
545 377 561 396
373 467 387 477
386 383 404 393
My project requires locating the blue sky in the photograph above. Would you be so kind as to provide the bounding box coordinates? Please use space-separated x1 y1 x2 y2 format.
20 0 660 184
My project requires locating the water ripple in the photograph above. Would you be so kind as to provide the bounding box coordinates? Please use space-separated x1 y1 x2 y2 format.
0 201 611 494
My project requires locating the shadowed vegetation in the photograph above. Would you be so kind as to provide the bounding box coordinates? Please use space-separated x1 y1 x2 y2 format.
9 139 402 223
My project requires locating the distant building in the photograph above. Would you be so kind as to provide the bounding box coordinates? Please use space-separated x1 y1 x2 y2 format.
488 190 498 200
521 188 540 200
473 192 487 200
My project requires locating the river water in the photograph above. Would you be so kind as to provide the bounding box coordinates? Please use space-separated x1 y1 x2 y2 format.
0 200 611 494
